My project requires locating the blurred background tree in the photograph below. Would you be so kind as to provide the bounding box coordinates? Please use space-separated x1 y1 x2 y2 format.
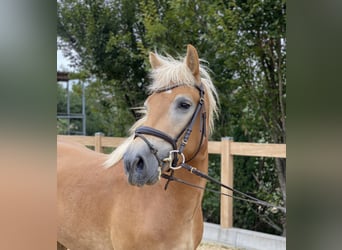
57 0 286 235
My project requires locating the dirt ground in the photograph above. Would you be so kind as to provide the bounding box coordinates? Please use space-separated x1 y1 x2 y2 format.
61 242 237 250
198 242 238 250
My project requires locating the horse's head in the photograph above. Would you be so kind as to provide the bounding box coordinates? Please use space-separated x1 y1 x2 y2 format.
123 84 205 186
105 45 218 187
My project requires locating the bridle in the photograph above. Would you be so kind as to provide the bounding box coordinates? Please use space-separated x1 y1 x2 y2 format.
134 82 286 213
134 82 206 171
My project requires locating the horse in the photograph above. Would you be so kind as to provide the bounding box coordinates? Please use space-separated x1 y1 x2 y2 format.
57 44 219 250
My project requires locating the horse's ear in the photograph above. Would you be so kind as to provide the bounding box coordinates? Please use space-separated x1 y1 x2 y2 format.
149 52 162 69
185 44 200 82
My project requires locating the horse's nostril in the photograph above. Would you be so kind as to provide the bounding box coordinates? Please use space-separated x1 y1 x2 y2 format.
136 157 144 172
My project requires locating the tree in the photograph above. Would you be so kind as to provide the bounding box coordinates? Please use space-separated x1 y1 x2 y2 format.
58 0 148 121
208 0 286 234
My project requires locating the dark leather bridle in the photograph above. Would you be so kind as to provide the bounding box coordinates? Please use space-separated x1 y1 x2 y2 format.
133 82 286 212
134 82 206 171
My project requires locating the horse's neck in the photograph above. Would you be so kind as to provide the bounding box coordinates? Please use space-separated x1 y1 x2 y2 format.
169 141 208 206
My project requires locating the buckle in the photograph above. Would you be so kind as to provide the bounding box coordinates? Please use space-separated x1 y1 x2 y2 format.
163 150 185 170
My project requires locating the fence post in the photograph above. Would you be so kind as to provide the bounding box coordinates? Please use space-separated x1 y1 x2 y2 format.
94 132 104 153
220 137 234 228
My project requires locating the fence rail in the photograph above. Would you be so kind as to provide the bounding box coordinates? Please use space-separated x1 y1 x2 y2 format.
57 134 286 228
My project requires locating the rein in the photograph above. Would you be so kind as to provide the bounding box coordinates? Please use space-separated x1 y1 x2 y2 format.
161 163 286 213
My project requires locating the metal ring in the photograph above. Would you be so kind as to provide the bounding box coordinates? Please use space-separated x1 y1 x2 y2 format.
168 150 185 170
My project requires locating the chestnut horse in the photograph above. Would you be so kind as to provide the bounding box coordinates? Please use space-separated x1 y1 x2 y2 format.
57 45 218 250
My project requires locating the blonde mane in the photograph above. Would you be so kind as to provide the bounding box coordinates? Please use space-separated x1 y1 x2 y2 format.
104 52 219 168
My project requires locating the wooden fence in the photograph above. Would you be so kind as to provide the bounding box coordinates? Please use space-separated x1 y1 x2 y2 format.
58 133 286 228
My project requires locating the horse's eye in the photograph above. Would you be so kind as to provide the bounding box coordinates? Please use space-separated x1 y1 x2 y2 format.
178 102 191 110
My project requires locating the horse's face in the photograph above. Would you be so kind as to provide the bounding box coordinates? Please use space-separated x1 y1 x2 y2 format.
123 85 203 186
121 44 210 187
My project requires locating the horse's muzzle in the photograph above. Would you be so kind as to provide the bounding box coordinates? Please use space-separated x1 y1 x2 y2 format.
123 143 163 187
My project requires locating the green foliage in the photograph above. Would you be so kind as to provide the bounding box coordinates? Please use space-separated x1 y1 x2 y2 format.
202 155 221 224
57 0 286 235
57 78 136 136
58 0 148 121
85 78 136 136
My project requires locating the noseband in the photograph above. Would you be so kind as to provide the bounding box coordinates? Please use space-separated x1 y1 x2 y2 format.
134 83 206 170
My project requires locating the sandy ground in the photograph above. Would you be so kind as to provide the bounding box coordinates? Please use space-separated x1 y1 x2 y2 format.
61 242 237 250
198 242 238 250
